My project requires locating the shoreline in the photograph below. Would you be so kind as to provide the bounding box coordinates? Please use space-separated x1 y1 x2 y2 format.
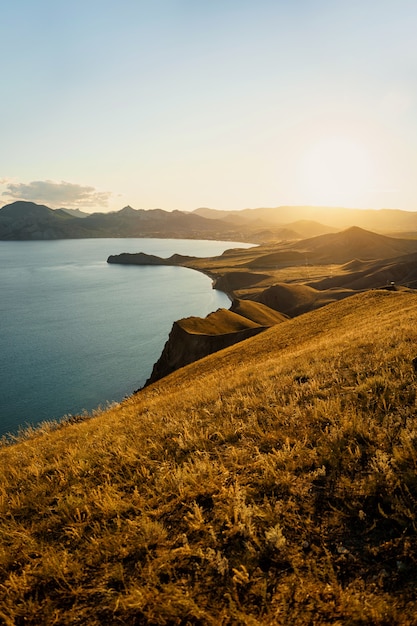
1 239 240 440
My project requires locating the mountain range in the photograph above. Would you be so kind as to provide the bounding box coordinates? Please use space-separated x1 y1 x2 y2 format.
2 200 417 242
0 202 239 241
194 205 417 234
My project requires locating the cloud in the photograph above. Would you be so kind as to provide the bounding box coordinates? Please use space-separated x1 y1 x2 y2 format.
2 180 112 208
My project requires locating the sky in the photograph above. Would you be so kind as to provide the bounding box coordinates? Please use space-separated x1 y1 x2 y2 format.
1 0 417 213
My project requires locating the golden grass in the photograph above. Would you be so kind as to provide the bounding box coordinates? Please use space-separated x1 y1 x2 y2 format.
187 250 341 299
230 300 288 327
1 291 417 624
178 309 261 335
179 301 286 335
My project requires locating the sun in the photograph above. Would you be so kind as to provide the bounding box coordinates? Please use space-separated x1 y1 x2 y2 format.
298 135 375 207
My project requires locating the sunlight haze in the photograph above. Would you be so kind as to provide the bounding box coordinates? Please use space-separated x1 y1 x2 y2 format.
1 0 416 212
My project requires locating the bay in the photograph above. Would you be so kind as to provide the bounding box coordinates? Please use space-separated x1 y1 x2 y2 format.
0 238 251 437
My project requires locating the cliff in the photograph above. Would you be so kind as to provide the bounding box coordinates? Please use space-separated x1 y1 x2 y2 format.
145 301 287 385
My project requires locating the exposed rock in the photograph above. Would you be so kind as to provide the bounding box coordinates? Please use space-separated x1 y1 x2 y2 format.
107 252 196 265
108 252 167 265
144 320 265 386
144 300 286 386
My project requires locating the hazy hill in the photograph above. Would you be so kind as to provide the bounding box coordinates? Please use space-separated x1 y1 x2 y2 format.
194 205 417 234
284 219 337 237
1 291 417 623
308 251 417 290
194 208 336 239
58 208 90 218
288 226 417 264
236 227 417 271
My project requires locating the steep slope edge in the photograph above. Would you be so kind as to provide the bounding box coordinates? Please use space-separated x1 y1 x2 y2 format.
145 301 286 385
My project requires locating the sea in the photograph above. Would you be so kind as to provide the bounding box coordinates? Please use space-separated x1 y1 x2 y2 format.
0 238 252 438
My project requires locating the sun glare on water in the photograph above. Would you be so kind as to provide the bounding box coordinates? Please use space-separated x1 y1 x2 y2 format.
298 135 375 207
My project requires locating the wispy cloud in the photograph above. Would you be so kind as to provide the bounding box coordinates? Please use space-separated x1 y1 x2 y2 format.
2 180 112 208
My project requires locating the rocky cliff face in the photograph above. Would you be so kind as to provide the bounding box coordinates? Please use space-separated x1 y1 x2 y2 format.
143 300 287 387
144 320 265 386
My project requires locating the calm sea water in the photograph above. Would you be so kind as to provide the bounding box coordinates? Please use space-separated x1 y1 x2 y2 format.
0 238 251 437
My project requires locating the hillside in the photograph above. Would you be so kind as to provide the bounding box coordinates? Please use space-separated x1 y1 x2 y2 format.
308 251 417 291
254 282 356 317
287 226 417 264
107 227 417 383
146 301 287 385
1 291 417 624
109 226 417 303
0 201 96 239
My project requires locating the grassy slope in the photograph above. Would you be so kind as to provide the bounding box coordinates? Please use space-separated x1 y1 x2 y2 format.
255 283 357 317
182 228 417 300
230 300 288 326
179 302 287 335
178 308 261 335
1 291 417 624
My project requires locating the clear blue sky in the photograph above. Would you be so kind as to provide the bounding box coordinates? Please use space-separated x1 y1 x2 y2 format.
1 0 417 212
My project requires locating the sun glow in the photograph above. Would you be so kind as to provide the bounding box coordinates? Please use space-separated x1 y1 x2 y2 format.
298 135 375 207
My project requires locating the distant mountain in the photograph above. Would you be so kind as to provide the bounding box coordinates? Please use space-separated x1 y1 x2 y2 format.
58 208 90 218
247 221 336 242
4 201 417 242
80 206 238 238
0 202 253 241
192 210 335 241
193 205 417 233
284 220 337 238
0 201 96 240
286 226 417 264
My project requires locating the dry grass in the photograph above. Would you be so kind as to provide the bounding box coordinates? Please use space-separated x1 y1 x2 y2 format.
178 309 261 335
188 251 341 299
1 290 417 624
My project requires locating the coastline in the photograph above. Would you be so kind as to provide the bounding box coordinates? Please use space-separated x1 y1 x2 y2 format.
106 249 261 302
107 249 288 388
0 238 237 438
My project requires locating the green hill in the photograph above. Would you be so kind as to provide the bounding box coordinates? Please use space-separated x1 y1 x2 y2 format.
1 291 417 624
